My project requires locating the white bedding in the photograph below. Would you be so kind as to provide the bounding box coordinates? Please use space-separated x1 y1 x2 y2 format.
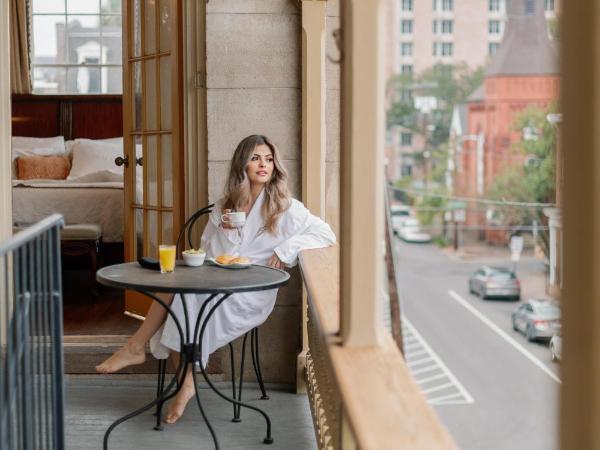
12 180 125 243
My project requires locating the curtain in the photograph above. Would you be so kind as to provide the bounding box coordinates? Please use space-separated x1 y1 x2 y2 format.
10 0 31 94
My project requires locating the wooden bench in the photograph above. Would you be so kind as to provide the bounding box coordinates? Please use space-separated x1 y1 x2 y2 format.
60 224 103 297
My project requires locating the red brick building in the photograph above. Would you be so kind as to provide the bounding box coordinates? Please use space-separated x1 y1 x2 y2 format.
452 0 559 243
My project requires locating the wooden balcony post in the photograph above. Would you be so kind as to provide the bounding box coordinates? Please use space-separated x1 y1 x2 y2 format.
339 0 385 347
561 0 600 447
0 0 10 242
299 0 327 393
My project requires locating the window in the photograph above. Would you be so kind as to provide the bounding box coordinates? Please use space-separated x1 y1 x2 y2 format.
442 0 453 12
433 20 438 33
401 43 413 56
401 65 413 74
433 42 438 56
441 20 453 33
489 42 500 55
31 0 123 94
401 20 413 34
401 164 413 177
489 0 501 12
401 0 413 12
401 133 413 146
545 0 555 12
400 89 413 102
489 20 502 34
441 42 453 56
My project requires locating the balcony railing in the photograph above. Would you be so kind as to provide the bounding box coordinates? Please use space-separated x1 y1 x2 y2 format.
0 214 66 450
300 246 457 450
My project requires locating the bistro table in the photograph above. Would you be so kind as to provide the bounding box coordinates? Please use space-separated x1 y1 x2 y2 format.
96 261 290 450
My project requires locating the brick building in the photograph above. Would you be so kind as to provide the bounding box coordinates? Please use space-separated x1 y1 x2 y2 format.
451 0 559 243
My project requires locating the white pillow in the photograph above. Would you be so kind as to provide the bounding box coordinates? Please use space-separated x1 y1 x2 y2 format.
68 139 123 181
12 136 65 155
65 137 123 155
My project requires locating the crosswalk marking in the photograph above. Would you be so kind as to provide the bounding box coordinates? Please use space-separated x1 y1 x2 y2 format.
402 316 474 406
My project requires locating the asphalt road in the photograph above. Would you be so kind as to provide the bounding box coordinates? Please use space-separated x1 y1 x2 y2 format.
395 239 559 450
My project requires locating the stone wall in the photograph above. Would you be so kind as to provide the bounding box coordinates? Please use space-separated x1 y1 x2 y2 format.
205 0 302 385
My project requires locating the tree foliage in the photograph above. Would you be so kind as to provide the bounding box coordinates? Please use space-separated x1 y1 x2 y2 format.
487 104 557 256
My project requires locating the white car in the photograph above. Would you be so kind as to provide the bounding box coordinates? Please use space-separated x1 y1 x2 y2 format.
397 218 432 243
550 332 562 362
390 205 411 234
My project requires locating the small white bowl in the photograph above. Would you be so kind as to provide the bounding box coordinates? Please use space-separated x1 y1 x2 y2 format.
182 251 206 267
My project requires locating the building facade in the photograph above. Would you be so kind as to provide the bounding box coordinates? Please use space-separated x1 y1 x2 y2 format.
452 0 559 243
387 0 559 182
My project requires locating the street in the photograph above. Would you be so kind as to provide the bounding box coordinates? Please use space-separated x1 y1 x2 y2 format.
395 239 559 450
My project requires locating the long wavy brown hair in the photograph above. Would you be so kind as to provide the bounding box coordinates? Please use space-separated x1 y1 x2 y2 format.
223 135 290 234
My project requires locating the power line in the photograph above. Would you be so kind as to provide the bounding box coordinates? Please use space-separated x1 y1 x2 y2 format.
389 185 555 209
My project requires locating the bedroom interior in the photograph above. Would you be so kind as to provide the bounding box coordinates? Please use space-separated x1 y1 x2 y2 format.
10 94 142 348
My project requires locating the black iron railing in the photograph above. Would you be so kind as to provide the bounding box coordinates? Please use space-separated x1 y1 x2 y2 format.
0 214 65 450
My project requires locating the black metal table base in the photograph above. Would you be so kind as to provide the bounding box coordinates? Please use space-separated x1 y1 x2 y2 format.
102 291 274 450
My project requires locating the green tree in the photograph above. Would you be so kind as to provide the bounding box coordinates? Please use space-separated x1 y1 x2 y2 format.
487 104 557 256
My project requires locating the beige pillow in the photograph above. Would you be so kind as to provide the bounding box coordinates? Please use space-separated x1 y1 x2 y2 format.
16 155 71 180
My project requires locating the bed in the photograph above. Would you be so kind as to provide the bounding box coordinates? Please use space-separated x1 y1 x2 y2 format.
11 95 125 242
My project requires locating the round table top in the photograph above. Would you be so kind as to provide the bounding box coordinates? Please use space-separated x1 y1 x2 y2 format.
96 261 290 294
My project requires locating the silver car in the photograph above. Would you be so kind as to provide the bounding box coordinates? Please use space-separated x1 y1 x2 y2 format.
468 266 521 300
511 299 561 341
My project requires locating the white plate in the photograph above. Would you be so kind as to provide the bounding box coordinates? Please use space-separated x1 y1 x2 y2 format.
208 258 252 269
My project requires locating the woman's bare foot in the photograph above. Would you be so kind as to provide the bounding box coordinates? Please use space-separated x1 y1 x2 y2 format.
95 341 146 374
164 372 196 424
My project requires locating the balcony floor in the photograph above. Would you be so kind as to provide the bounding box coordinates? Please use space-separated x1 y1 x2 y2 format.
65 376 317 450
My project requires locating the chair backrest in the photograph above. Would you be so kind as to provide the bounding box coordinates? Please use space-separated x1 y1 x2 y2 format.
175 204 214 254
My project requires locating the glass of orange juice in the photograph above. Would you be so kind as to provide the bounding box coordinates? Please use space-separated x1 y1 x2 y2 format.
159 245 176 273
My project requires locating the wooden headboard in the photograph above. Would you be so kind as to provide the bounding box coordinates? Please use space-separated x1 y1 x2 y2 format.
11 95 123 140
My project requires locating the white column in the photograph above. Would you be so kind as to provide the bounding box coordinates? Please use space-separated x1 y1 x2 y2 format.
340 0 385 347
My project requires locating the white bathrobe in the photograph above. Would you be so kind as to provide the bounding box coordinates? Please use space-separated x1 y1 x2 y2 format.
150 190 336 366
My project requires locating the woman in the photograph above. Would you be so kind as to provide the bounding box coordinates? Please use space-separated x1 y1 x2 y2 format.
96 134 336 423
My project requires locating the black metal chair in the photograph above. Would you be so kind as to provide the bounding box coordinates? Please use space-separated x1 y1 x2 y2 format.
153 204 269 428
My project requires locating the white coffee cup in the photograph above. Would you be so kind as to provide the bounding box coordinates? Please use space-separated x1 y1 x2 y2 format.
221 211 246 228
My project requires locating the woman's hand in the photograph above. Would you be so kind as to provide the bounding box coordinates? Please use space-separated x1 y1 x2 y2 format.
268 253 286 270
221 209 234 229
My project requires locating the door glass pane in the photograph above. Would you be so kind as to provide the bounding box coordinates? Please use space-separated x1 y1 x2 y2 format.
132 61 142 130
161 135 173 207
146 136 158 206
135 208 144 259
134 135 143 204
132 0 142 57
162 212 174 247
145 59 158 130
144 0 157 54
160 56 172 129
148 210 159 258
159 0 171 53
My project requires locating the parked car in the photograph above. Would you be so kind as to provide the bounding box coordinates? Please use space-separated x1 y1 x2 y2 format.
468 266 521 300
550 331 562 361
511 299 561 342
397 217 432 243
390 205 411 236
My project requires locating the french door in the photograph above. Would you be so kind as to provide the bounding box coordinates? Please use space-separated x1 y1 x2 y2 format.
121 0 184 317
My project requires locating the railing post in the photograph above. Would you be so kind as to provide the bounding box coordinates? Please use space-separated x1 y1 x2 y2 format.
299 0 327 393
339 0 385 347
